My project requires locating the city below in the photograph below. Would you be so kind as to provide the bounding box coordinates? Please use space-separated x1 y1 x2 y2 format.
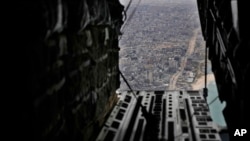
119 0 209 91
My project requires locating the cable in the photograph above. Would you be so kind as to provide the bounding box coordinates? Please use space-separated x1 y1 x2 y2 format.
125 0 133 13
119 68 155 120
118 69 138 100
203 46 208 100
207 96 219 106
204 47 208 90
120 0 142 37
189 95 219 120
174 133 184 138
118 69 159 134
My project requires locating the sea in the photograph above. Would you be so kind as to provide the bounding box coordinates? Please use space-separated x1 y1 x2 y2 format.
207 80 227 127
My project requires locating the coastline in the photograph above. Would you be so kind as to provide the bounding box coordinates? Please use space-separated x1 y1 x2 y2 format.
191 73 215 90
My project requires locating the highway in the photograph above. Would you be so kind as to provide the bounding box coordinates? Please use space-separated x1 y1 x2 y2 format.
168 28 199 90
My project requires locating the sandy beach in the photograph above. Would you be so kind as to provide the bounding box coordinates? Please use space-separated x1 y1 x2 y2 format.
191 73 215 90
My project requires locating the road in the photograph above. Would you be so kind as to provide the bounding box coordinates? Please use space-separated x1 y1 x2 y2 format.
168 28 199 90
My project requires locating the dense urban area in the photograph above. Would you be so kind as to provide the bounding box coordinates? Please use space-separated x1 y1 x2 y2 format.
119 0 206 91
